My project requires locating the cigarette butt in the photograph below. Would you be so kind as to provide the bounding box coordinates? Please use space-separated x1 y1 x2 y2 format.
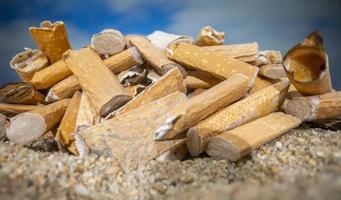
45 75 81 103
31 59 72 89
156 142 188 161
259 64 287 80
248 76 273 94
123 84 146 97
238 50 282 66
75 92 100 132
195 26 225 46
187 88 207 98
79 92 187 167
29 21 71 63
91 29 126 57
113 68 186 117
206 112 301 161
168 43 258 87
6 99 70 145
187 80 289 156
127 35 183 75
187 70 222 87
154 73 249 140
147 30 194 51
117 66 147 87
55 92 81 155
286 84 303 99
10 48 49 82
0 103 39 117
63 48 132 116
261 50 282 64
284 91 341 121
283 31 332 95
203 42 259 58
0 82 45 105
184 75 214 90
0 113 7 139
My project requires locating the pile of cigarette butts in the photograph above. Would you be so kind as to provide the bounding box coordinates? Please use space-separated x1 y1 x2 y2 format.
1 21 340 168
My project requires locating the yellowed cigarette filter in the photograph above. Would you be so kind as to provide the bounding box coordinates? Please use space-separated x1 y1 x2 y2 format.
0 82 45 105
78 92 187 168
29 21 71 63
63 48 132 116
184 75 214 90
207 112 301 161
284 91 341 121
75 92 100 132
154 73 250 140
283 31 332 95
248 76 273 94
0 103 39 117
168 43 258 87
113 68 185 117
259 64 287 80
195 26 225 46
6 99 70 145
10 48 49 82
203 42 259 59
91 29 126 57
55 92 81 155
187 80 289 156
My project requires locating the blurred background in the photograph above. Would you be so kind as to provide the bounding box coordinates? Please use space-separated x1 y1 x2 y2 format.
0 0 340 89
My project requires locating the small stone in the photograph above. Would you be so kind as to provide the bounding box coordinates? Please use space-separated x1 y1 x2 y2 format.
152 182 167 194
74 184 90 196
275 142 283 150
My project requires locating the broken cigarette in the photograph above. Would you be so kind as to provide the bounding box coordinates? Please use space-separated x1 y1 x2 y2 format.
259 64 287 80
29 21 71 63
91 29 126 57
63 48 132 116
6 99 70 145
206 112 301 161
187 80 289 156
75 92 100 132
45 75 81 103
55 92 81 155
10 48 49 82
112 68 186 117
168 43 258 87
203 42 259 59
284 91 341 121
78 92 187 167
195 26 224 46
283 31 332 95
0 103 39 117
0 82 45 105
154 73 250 140
147 30 194 51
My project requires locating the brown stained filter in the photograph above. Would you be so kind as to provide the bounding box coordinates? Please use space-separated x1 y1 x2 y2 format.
29 21 71 63
10 48 49 82
195 26 225 46
207 112 301 161
283 31 332 95
0 103 39 117
0 82 45 105
63 48 132 116
91 29 126 56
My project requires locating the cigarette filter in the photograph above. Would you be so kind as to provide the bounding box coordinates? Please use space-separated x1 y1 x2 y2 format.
204 42 259 59
0 103 39 117
195 26 225 46
0 82 45 105
75 92 100 132
259 64 287 80
91 29 126 57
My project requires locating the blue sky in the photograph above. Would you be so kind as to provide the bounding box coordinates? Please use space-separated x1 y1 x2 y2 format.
0 0 340 89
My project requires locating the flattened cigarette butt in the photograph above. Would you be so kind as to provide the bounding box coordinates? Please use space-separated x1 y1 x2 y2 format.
55 92 81 155
284 91 341 121
283 31 332 95
6 99 70 145
248 76 273 94
207 112 301 161
0 113 7 140
156 142 188 161
31 59 72 90
113 68 186 117
259 64 287 80
0 103 39 117
91 29 126 56
184 75 214 90
154 73 250 140
147 30 194 51
29 21 71 63
0 82 45 105
63 48 132 116
75 92 100 132
45 75 81 103
10 48 49 82
187 80 290 156
195 26 225 46
79 92 187 167
127 35 183 75
203 42 259 59
168 43 258 86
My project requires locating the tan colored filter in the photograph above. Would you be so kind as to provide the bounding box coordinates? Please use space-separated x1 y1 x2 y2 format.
91 29 126 57
248 76 274 94
63 48 132 116
207 112 301 161
259 64 287 80
10 48 49 81
6 99 70 145
187 80 289 156
195 26 225 46
154 73 250 140
45 75 81 103
0 103 39 117
156 142 188 161
29 21 71 63
75 92 100 132
283 31 332 95
0 82 45 105
184 75 214 90
168 43 258 87
203 42 259 59
284 91 341 121
78 92 187 168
